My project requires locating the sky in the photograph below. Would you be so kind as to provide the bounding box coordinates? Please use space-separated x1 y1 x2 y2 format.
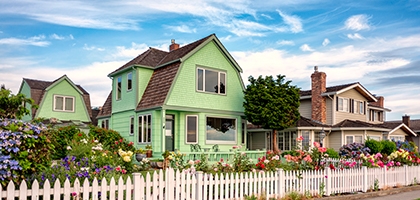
0 0 419 121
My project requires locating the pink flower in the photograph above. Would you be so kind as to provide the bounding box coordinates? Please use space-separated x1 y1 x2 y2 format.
318 147 327 153
303 155 312 163
115 166 121 171
296 136 304 141
121 169 127 174
396 162 401 166
314 142 320 148
71 192 77 197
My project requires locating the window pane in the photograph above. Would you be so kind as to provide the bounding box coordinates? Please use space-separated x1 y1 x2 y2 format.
338 98 343 111
355 136 363 143
117 76 122 100
197 69 203 91
127 73 132 91
220 73 226 94
147 115 151 143
105 120 109 129
65 97 73 111
291 131 297 149
205 70 218 93
138 116 143 143
343 99 348 111
346 136 353 144
130 117 134 135
55 96 63 110
101 120 105 128
186 116 197 143
206 117 236 142
241 121 245 144
278 133 284 151
302 131 310 149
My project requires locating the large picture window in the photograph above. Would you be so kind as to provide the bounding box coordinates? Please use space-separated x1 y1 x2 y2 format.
138 114 151 143
206 117 236 143
186 115 198 144
54 95 74 112
116 76 122 100
197 68 226 94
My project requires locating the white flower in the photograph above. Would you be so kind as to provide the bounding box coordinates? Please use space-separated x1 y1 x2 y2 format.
66 146 72 150
264 159 270 164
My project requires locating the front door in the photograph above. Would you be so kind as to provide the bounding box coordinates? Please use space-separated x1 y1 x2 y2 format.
165 115 174 151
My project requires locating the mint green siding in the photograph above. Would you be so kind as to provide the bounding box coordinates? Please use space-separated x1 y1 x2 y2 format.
19 81 33 121
136 68 153 103
166 41 244 113
36 80 90 121
112 70 137 113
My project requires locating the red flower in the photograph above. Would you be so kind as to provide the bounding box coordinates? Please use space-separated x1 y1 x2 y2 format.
115 141 118 145
128 142 134 146
329 163 336 170
78 133 82 137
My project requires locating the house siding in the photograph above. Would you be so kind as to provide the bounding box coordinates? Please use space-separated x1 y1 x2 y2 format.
112 70 137 113
299 99 311 119
36 79 90 122
136 68 154 104
20 82 33 121
326 97 333 124
366 130 383 140
328 131 342 150
335 89 367 123
166 41 244 113
390 128 408 136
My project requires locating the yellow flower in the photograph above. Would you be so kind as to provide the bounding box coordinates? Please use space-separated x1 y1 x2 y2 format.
123 156 131 162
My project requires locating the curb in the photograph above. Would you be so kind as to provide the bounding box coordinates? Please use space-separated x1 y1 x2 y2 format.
314 185 420 200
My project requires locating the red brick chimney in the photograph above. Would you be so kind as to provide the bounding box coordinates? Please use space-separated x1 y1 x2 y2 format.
403 115 410 127
169 39 179 51
311 66 327 124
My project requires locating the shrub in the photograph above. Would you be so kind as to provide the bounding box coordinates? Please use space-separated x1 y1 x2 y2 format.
89 126 135 152
325 148 340 158
47 125 81 159
381 140 396 156
365 138 383 154
0 119 53 187
339 142 370 159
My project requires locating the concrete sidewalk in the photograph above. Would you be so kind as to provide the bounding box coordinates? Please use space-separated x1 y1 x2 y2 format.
315 185 420 200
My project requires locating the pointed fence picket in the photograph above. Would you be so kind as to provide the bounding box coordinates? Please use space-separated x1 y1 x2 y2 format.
3 165 420 199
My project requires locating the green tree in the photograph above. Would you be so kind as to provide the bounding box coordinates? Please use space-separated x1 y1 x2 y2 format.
243 75 300 152
0 85 37 119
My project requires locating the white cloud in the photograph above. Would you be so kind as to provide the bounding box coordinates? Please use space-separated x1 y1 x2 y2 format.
261 14 273 20
300 44 314 52
220 35 232 42
0 35 50 46
83 44 105 51
347 33 364 40
69 34 74 40
114 42 149 58
322 38 330 46
277 40 295 46
50 34 65 40
277 10 303 33
345 14 371 31
165 24 197 33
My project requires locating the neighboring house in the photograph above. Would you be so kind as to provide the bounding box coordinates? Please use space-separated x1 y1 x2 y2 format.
248 67 416 151
18 75 93 131
387 115 420 148
97 34 246 156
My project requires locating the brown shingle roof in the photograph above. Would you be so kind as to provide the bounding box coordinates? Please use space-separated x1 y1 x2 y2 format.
333 119 388 128
300 82 358 96
136 62 180 110
297 117 330 127
22 76 92 119
387 119 420 132
97 91 112 117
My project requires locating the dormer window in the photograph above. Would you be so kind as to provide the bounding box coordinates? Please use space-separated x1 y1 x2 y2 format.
197 67 226 95
54 95 74 112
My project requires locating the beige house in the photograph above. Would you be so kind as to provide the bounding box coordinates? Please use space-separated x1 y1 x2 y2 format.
247 67 417 151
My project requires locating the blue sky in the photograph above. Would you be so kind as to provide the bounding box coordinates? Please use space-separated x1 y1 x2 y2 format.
0 0 419 120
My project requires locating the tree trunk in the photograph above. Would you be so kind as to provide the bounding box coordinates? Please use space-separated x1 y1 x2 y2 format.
272 129 279 152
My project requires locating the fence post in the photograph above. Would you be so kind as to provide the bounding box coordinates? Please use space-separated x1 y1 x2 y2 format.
383 167 387 189
325 167 331 196
132 173 141 200
362 166 368 192
196 171 203 200
404 165 409 186
277 168 284 198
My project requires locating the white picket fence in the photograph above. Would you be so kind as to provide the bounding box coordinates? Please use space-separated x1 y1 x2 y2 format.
3 165 420 199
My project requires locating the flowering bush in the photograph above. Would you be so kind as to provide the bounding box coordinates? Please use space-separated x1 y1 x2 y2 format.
211 158 234 174
255 150 281 171
232 152 254 172
166 150 186 170
339 142 370 159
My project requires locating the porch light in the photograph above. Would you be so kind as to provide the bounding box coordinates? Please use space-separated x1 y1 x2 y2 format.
319 128 326 147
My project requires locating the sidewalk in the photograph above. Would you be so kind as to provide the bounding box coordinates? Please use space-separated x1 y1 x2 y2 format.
315 185 420 200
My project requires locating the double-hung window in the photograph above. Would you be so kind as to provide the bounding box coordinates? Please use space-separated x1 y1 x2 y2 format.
101 119 109 129
127 72 132 91
116 76 122 100
359 101 364 114
186 115 198 144
54 95 74 112
138 114 152 143
197 67 226 94
338 97 349 112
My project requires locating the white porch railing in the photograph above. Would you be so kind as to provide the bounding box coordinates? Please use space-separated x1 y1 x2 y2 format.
3 165 420 199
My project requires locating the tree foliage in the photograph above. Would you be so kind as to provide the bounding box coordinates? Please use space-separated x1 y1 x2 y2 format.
243 75 300 151
244 74 300 130
0 86 37 119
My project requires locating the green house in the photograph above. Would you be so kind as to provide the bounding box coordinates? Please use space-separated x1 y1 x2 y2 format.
18 75 93 131
97 34 246 156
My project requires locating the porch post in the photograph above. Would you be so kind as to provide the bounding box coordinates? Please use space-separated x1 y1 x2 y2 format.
162 108 166 154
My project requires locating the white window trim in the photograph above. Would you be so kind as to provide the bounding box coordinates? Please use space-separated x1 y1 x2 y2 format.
390 135 405 142
138 114 152 144
338 97 349 112
346 135 354 144
185 115 198 144
116 76 122 100
359 101 364 114
129 116 134 135
196 67 227 95
205 115 237 144
53 95 75 112
127 72 133 92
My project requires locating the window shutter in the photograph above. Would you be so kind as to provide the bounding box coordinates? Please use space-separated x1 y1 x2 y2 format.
336 97 339 111
351 99 354 113
364 101 366 114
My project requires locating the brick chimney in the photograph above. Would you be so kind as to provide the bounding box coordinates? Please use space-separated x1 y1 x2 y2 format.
370 96 384 107
403 115 410 127
311 66 327 124
169 39 179 51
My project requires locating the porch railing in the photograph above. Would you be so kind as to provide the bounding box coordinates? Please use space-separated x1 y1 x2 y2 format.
180 150 266 163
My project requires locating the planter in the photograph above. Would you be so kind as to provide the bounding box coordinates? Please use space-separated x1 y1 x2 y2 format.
135 154 146 162
146 150 153 158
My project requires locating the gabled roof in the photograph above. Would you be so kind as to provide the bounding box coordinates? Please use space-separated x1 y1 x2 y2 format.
386 119 420 132
332 119 388 129
21 75 92 119
382 122 417 136
300 82 377 102
296 116 330 128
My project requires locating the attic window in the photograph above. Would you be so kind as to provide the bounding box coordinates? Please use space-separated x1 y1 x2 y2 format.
54 95 74 112
197 67 226 95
